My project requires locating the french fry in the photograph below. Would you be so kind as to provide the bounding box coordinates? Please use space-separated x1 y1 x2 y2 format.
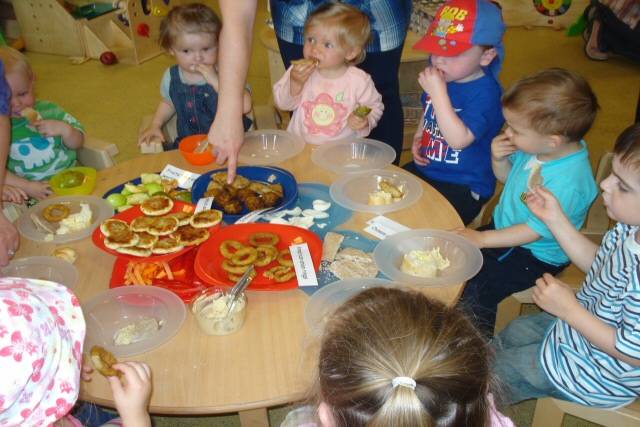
162 261 173 280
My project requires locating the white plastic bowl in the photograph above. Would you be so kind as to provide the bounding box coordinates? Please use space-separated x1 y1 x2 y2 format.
305 278 394 335
330 169 423 214
373 229 483 287
83 286 186 357
1 256 78 289
239 130 305 165
311 138 396 174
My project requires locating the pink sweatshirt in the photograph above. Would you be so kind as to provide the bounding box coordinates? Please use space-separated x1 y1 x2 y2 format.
273 66 383 145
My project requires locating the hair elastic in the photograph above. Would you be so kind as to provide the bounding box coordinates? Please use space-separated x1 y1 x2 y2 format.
391 376 416 390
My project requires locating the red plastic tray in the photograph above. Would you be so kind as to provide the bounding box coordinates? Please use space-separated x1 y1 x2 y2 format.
92 201 221 262
110 250 208 304
194 223 323 291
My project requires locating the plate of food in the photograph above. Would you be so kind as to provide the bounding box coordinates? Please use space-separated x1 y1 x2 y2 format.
311 137 396 174
194 223 323 291
92 196 222 262
239 130 305 165
110 249 207 304
17 195 114 243
102 173 192 213
190 166 298 223
330 169 423 214
373 229 483 287
83 285 186 357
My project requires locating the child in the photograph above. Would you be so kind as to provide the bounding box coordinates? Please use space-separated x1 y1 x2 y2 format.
456 68 600 337
139 3 253 151
403 0 506 225
493 123 640 408
272 2 384 145
0 277 152 426
281 287 514 426
0 47 85 200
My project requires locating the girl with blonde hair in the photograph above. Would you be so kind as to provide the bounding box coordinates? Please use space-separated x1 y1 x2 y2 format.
282 287 514 426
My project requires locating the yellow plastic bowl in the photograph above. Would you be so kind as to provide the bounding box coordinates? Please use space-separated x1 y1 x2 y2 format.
50 166 97 196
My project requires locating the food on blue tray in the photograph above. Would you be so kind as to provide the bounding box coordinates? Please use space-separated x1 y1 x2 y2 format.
204 173 283 215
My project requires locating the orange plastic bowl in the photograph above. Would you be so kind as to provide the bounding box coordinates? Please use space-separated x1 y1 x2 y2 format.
179 134 215 166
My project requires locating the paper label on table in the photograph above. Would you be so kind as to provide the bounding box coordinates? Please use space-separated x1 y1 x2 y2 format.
289 243 318 287
195 197 214 213
160 164 200 190
364 216 410 239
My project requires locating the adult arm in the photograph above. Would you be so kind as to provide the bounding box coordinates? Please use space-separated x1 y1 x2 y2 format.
207 0 258 183
0 115 19 266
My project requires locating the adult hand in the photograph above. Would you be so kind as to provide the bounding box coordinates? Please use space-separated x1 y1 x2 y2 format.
411 133 429 166
108 361 152 427
207 109 244 183
532 273 580 319
0 213 19 266
418 66 446 97
491 133 517 161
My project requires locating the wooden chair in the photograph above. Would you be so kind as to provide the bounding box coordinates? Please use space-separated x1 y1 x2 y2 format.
77 135 119 170
494 152 613 334
531 397 640 427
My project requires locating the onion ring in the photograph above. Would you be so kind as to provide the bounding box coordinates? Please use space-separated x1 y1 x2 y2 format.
222 260 252 274
42 203 70 222
230 247 258 266
277 249 294 267
249 232 280 246
220 240 245 259
264 265 296 282
255 245 278 267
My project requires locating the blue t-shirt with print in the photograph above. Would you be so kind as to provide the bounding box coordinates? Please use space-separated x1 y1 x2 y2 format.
494 143 598 266
0 61 10 116
414 73 504 199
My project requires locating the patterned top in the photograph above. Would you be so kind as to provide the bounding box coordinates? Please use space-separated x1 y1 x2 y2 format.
0 61 9 116
542 223 640 408
270 0 413 52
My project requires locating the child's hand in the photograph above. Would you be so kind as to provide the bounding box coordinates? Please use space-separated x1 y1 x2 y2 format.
491 133 517 161
34 119 71 138
196 64 218 87
108 362 152 426
81 356 94 382
418 66 446 97
526 186 566 226
2 185 28 204
138 127 165 146
411 133 429 166
347 112 368 131
532 273 580 319
24 180 52 200
290 62 316 88
453 227 486 248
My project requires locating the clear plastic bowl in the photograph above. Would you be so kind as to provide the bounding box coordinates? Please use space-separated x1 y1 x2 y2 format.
304 278 394 335
17 195 114 244
330 169 423 214
1 256 79 289
191 287 247 335
239 130 305 165
83 286 186 357
373 229 483 287
311 138 396 174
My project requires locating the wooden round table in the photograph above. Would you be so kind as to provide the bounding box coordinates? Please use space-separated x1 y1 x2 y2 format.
14 145 463 426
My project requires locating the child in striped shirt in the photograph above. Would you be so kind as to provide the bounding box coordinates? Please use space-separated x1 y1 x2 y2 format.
493 123 640 408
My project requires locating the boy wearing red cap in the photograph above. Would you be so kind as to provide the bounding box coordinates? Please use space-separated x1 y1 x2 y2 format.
403 0 506 225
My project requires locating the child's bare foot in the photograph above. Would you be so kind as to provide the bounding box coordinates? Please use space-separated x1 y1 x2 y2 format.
24 181 53 200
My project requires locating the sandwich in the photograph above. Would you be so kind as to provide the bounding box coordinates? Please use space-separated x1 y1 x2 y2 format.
20 107 42 123
291 58 319 67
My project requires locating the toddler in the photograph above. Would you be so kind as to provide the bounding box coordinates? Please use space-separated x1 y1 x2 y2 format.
272 2 384 145
281 287 514 426
403 0 505 225
457 68 600 337
0 47 85 200
0 277 152 426
139 3 252 151
494 123 640 408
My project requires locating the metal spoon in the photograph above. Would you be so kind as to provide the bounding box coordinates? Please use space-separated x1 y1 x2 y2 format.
226 265 255 317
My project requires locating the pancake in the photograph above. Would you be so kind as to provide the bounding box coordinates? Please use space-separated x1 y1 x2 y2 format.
166 211 193 226
152 237 184 254
135 231 158 249
104 230 139 249
174 225 210 246
90 346 121 377
190 209 223 228
147 216 179 236
116 246 152 257
140 195 174 216
100 219 130 237
130 216 156 233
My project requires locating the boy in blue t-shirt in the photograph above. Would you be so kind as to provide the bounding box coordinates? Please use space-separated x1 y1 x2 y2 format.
403 0 505 225
456 68 600 337
493 123 640 408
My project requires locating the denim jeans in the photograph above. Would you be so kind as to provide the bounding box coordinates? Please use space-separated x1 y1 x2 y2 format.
492 312 568 405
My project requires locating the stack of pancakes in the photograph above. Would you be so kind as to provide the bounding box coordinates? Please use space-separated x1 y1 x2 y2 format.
100 195 221 257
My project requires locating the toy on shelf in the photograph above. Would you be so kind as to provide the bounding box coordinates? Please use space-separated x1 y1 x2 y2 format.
11 0 183 65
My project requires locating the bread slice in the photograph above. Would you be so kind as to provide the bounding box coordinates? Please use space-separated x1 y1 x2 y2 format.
20 107 42 123
322 231 344 262
291 58 319 66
